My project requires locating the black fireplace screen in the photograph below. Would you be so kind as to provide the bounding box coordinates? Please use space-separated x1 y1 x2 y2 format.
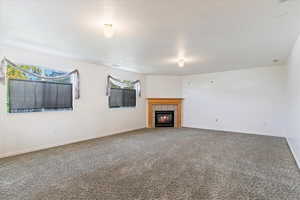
155 111 174 127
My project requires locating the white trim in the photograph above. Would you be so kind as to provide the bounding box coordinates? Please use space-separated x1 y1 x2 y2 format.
286 138 300 169
0 127 146 159
1 39 142 74
2 126 299 170
183 125 284 138
184 126 300 169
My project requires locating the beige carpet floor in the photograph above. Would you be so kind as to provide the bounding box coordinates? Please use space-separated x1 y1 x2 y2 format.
0 128 299 200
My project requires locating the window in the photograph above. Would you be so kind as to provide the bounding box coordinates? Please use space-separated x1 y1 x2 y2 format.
8 79 73 113
6 64 73 113
107 76 140 108
109 88 136 108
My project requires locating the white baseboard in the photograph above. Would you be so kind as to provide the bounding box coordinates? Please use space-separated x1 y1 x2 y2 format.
183 125 284 138
0 127 146 159
286 138 300 169
184 126 299 169
3 127 298 170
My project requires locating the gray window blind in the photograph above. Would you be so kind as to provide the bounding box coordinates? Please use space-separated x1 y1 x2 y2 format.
8 79 73 113
109 88 136 108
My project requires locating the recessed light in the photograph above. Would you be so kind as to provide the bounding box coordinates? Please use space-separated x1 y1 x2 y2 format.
103 24 114 38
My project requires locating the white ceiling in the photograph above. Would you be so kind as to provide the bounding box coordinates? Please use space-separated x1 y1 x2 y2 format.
1 0 300 75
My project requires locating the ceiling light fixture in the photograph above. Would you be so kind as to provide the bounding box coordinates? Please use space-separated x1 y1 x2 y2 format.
103 24 114 38
178 58 185 67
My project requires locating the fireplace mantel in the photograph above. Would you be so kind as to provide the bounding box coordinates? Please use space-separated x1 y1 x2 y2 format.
147 98 184 128
147 98 184 101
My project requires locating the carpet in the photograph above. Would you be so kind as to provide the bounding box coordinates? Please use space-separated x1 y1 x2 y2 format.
0 128 299 200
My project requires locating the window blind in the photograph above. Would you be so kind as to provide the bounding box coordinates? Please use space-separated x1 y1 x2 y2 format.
8 79 73 113
109 88 136 108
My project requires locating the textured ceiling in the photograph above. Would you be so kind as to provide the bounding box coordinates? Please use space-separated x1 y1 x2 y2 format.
1 0 300 75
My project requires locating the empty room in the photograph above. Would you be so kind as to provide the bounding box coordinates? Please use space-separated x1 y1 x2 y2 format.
1 0 300 199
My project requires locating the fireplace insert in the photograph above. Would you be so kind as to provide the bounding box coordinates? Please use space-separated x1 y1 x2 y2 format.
155 111 174 127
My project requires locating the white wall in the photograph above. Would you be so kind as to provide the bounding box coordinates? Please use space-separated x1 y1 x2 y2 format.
0 46 146 158
182 66 287 137
146 75 182 98
0 45 293 159
287 36 300 167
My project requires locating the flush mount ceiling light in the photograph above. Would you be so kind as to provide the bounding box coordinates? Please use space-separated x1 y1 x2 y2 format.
178 58 185 68
103 24 114 38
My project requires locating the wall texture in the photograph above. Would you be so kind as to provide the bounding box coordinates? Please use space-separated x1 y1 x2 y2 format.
0 45 293 161
0 46 146 158
146 75 182 98
182 66 287 137
287 36 300 167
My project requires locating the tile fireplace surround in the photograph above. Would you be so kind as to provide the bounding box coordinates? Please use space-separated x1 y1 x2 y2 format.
147 98 183 128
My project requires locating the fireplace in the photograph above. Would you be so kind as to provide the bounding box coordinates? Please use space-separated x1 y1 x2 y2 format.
155 111 174 127
147 98 183 128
